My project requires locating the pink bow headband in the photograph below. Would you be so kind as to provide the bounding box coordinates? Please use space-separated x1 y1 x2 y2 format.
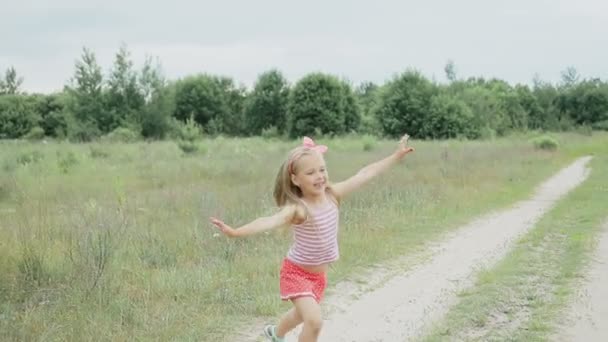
288 137 328 174
302 136 328 154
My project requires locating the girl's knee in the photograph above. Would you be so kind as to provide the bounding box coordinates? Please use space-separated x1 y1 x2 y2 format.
303 316 323 332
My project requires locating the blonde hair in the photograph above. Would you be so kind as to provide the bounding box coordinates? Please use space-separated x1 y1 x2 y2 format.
274 146 310 207
273 146 339 209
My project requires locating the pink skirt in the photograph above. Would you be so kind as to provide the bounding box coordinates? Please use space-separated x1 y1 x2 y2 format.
279 258 327 303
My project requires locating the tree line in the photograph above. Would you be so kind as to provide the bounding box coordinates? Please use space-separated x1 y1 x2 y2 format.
1 47 607 142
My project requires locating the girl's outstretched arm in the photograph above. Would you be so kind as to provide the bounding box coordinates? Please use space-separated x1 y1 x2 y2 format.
332 134 414 199
210 204 297 238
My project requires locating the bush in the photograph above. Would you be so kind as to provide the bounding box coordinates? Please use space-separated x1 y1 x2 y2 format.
592 120 608 131
362 134 377 151
479 127 497 140
24 126 46 140
66 117 101 142
174 116 203 142
169 117 205 155
16 151 44 166
575 124 593 136
89 146 110 159
261 125 280 140
178 141 206 155
532 135 559 151
18 246 48 287
57 151 79 173
103 127 140 143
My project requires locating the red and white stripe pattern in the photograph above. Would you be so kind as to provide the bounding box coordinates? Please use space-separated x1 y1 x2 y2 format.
287 201 339 265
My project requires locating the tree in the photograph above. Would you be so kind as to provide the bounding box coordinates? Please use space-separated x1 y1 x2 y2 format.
374 70 438 138
138 57 173 139
244 69 289 135
515 85 543 130
481 80 529 132
0 66 24 95
140 56 165 103
174 75 220 127
444 60 457 83
458 83 507 138
287 73 348 137
557 79 608 126
36 92 69 138
532 79 561 130
341 81 361 133
355 82 381 135
65 47 105 141
0 95 41 138
560 66 580 88
355 82 378 116
105 44 144 132
424 92 476 139
173 74 240 135
216 77 247 136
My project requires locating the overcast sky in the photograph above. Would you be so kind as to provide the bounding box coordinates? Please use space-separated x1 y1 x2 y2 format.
1 0 606 93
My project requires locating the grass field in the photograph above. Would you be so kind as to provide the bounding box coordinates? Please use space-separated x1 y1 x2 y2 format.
1 132 605 341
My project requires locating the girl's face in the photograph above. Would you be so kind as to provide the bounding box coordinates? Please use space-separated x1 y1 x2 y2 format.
291 153 328 197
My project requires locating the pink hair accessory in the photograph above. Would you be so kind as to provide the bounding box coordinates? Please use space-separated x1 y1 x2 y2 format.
288 136 328 174
302 136 328 154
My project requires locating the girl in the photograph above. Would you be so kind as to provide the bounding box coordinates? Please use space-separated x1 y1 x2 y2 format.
210 134 414 342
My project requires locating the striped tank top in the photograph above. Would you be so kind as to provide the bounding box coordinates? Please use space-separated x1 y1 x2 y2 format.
286 200 340 266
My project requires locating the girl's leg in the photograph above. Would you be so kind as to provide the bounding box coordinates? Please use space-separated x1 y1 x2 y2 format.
292 297 323 342
276 307 303 337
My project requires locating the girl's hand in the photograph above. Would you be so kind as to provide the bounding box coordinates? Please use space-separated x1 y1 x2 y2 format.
210 217 238 238
395 133 415 159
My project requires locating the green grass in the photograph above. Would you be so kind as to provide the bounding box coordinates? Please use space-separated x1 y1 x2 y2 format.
0 132 606 341
421 134 608 342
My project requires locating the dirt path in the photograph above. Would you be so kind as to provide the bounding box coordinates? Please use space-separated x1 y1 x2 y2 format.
244 157 591 342
555 220 608 342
